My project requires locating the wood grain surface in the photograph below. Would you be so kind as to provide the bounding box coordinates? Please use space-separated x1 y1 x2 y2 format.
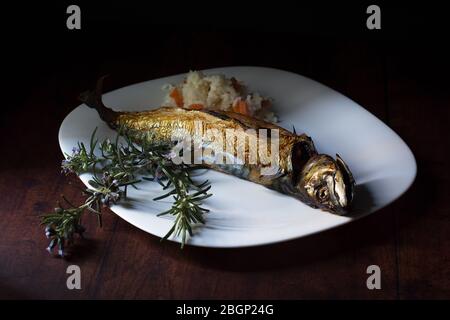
0 22 448 299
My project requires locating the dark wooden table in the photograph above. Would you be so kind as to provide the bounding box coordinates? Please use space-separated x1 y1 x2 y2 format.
0 26 448 299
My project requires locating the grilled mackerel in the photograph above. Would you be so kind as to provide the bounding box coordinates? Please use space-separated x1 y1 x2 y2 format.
80 78 355 215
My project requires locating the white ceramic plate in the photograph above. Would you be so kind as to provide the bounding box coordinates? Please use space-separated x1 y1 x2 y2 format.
59 66 416 247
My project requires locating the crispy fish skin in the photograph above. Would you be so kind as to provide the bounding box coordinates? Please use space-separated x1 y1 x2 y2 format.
117 107 316 186
80 77 355 215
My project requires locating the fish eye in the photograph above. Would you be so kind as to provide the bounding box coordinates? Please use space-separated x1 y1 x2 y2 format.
316 186 329 201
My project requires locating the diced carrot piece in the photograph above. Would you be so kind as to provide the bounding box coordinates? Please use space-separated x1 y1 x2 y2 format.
188 104 204 110
170 88 184 107
233 100 250 115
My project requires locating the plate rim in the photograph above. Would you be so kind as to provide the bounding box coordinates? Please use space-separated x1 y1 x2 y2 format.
58 65 417 248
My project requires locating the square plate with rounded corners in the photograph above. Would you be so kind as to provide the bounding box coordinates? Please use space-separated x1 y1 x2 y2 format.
59 66 416 247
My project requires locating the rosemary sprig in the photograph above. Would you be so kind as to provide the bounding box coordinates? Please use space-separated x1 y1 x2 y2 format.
41 128 211 256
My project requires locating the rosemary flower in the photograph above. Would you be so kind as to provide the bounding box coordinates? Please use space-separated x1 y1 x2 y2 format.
41 128 211 257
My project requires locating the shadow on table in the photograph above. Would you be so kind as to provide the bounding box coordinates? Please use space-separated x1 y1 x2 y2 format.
177 176 427 272
63 238 103 264
183 217 389 272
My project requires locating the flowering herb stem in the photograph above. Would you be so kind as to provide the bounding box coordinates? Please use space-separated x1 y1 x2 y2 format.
41 128 211 256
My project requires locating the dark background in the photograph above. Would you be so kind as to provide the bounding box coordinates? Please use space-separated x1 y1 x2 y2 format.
0 2 448 299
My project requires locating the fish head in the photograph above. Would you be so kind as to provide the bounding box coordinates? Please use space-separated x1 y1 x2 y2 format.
295 154 355 215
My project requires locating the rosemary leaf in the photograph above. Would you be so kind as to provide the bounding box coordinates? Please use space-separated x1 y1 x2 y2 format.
41 127 212 257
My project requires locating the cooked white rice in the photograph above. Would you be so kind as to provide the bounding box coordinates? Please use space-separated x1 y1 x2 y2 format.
163 71 277 123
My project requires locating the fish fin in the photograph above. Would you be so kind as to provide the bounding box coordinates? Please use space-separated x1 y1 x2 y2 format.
291 139 316 185
202 110 232 121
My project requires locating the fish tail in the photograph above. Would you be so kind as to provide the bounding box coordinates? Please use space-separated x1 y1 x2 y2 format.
79 76 120 126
